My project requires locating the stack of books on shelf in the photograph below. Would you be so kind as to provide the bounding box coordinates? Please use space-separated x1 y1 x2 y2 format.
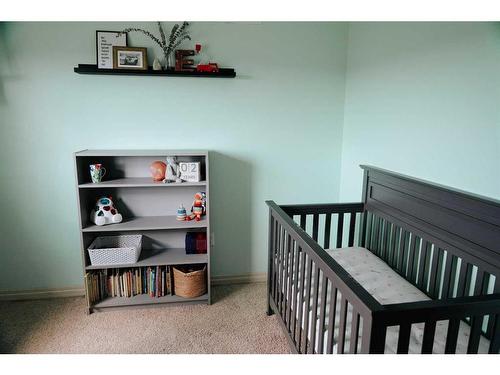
84 270 107 304
185 232 207 254
84 266 171 305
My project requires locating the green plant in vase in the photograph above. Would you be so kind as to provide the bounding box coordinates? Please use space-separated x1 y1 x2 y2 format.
119 22 191 70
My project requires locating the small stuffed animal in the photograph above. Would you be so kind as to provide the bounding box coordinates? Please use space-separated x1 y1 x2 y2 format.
186 192 206 221
90 196 123 226
164 156 183 183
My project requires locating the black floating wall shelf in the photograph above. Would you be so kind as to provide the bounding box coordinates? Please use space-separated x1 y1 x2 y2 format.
74 64 236 78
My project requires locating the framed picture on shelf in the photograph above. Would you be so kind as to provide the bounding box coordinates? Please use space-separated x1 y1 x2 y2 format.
96 30 127 69
113 46 148 70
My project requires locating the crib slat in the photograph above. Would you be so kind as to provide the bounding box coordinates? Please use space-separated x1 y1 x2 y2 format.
465 263 475 297
348 212 356 247
421 321 436 354
349 311 360 354
456 261 470 297
411 237 422 283
301 258 313 354
326 287 338 354
385 223 394 266
398 231 409 275
418 240 430 290
423 242 433 292
407 235 418 281
272 219 278 301
317 274 328 353
430 248 445 298
312 214 319 242
467 316 483 354
367 212 375 249
337 297 348 354
285 236 294 329
445 318 460 354
270 217 276 301
450 256 461 298
282 233 290 322
474 270 488 296
390 225 400 269
300 215 307 230
378 217 384 256
308 265 320 354
487 283 500 339
291 243 300 341
397 323 411 354
380 219 388 260
360 212 367 247
372 215 380 254
296 249 307 349
441 252 454 299
488 314 500 354
275 224 283 314
324 213 332 249
364 211 374 249
336 213 344 248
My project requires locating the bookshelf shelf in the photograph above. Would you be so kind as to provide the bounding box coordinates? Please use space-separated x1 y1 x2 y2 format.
85 248 208 270
93 293 209 309
82 215 207 232
74 149 211 313
79 177 206 188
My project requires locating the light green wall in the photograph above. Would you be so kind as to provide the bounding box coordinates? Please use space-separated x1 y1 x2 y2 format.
339 22 500 201
0 22 348 291
2 22 499 293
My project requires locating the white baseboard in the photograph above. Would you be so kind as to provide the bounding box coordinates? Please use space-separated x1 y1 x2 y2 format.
0 273 267 301
0 287 85 301
211 273 266 285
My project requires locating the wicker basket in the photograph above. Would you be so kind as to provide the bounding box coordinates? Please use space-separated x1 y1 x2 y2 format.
87 235 142 266
173 265 207 298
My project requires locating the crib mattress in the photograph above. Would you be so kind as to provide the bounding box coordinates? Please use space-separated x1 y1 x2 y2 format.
290 247 490 353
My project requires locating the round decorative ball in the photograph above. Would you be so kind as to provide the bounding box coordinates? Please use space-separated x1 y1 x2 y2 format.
150 160 167 182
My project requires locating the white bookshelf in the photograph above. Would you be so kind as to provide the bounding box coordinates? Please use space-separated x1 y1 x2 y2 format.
74 150 211 313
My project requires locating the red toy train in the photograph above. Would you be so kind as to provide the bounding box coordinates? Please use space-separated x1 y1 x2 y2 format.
196 63 219 73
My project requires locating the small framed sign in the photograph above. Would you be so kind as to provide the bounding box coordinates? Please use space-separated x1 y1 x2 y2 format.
179 162 201 182
96 30 127 69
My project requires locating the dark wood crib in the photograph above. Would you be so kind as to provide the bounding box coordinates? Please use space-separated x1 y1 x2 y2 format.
266 165 500 354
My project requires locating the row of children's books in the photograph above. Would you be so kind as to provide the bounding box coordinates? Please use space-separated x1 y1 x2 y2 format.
84 266 172 305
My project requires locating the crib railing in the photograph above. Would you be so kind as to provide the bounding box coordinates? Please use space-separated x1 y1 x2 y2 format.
369 294 500 354
266 201 381 353
267 200 500 354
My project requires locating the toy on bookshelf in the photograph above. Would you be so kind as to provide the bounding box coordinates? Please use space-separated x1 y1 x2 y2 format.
186 192 206 221
150 160 167 182
179 161 201 182
176 204 187 221
164 156 183 183
90 196 123 226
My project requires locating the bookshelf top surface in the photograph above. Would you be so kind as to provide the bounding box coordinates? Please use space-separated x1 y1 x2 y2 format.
75 149 209 157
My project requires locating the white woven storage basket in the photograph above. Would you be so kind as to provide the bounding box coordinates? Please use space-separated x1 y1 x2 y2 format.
87 235 142 266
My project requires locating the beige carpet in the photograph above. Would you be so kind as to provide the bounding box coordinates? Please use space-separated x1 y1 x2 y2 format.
0 283 290 354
